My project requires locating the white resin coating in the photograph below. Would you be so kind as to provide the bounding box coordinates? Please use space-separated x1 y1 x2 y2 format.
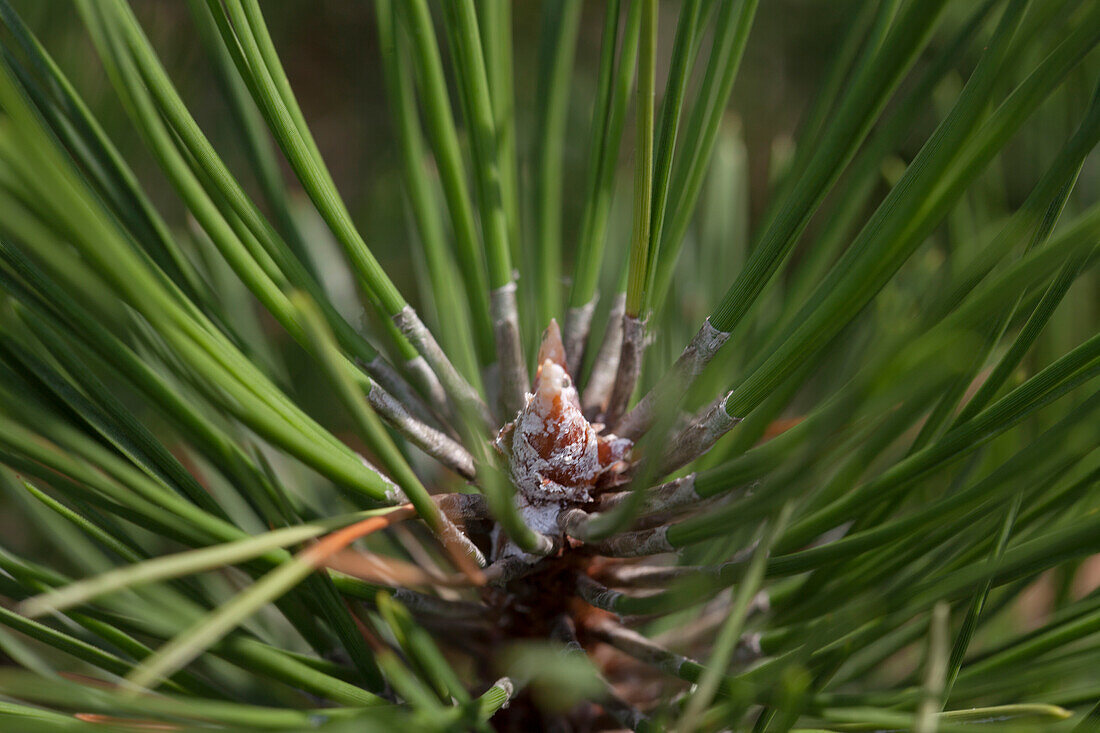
492 322 633 557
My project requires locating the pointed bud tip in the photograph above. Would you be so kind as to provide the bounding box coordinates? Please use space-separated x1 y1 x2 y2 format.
537 319 567 371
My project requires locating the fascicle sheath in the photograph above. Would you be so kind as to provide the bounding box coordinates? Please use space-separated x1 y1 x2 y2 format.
594 524 674 558
361 355 441 430
434 492 491 523
438 513 487 568
560 508 673 557
598 473 701 515
390 588 487 619
393 305 492 428
356 453 407 505
615 317 731 439
490 282 528 417
401 356 449 421
574 574 625 614
558 507 593 539
659 393 740 475
367 384 476 479
563 295 598 377
604 312 647 426
484 554 545 586
586 618 699 679
582 292 626 414
598 564 700 588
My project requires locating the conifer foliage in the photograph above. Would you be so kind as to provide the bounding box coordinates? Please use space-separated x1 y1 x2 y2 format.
0 1 1097 730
